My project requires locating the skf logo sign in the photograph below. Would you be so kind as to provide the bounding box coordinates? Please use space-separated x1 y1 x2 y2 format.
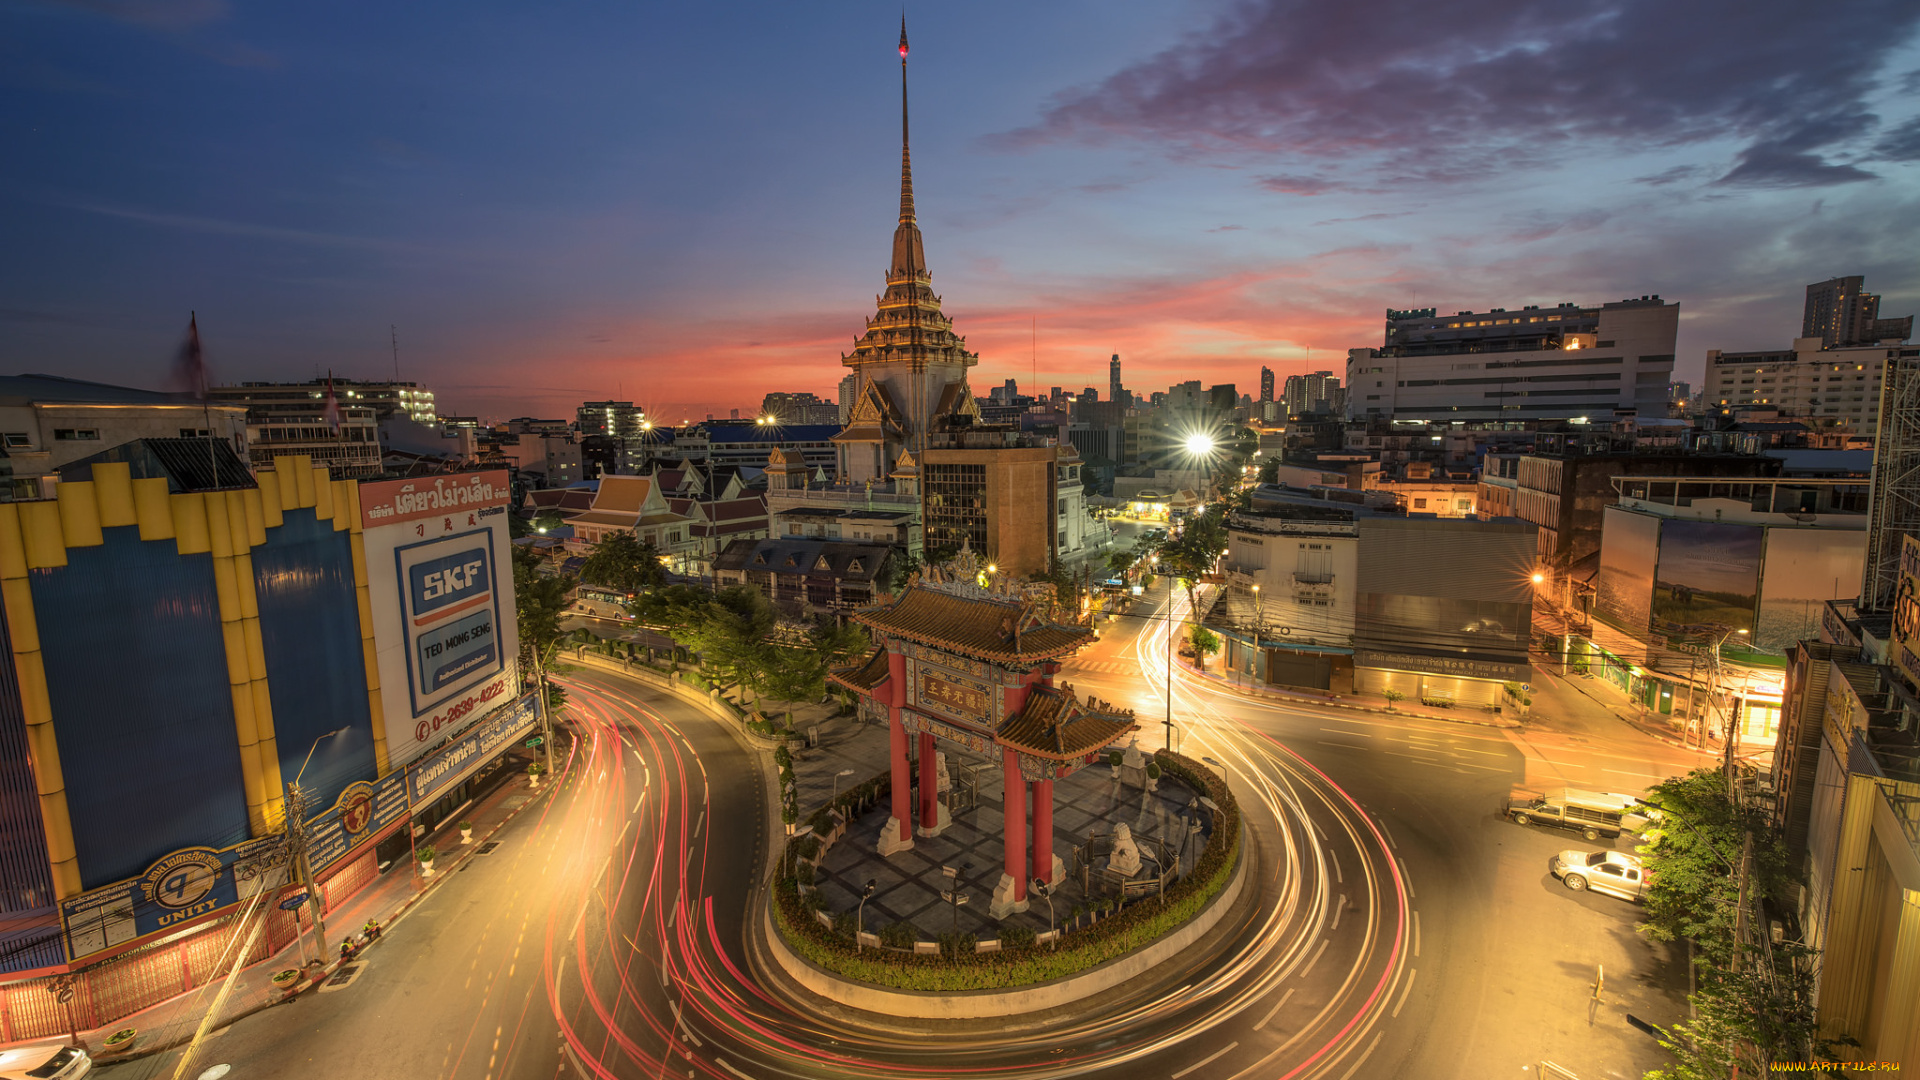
141 849 222 909
421 561 485 602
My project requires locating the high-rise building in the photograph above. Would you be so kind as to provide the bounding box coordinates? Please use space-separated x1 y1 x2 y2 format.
1260 366 1275 403
1282 371 1339 417
576 401 645 440
1804 275 1911 349
838 373 860 425
1348 298 1677 420
762 391 840 425
1110 354 1123 403
211 376 437 423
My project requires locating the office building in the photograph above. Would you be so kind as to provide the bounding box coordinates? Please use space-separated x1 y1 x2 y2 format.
210 377 437 423
1348 297 1677 420
837 373 860 425
1282 371 1339 417
1706 339 1913 430
1260 366 1275 403
1 374 250 500
1110 354 1123 403
576 401 646 441
762 391 841 425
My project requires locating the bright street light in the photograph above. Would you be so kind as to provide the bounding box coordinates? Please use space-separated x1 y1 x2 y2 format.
1184 433 1215 456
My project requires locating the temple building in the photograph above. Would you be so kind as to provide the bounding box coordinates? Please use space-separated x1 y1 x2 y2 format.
831 544 1136 917
769 20 1080 577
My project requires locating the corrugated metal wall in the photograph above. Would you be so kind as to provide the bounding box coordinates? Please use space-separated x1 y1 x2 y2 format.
253 508 374 813
0 578 58 974
29 526 251 889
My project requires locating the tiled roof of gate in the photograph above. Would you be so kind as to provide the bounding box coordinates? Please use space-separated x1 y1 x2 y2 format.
827 648 893 695
995 683 1135 760
851 585 1093 662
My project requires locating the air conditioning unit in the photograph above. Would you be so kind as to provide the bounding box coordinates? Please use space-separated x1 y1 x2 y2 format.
1771 920 1785 945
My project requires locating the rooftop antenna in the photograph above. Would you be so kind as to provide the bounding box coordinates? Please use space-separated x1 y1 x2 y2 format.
390 325 400 381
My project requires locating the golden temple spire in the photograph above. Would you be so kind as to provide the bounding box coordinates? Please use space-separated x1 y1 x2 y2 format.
891 15 926 276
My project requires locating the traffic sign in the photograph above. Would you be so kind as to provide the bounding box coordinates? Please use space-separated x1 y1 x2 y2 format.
278 892 311 911
525 736 544 747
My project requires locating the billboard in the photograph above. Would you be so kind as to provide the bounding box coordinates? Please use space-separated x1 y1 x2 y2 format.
1651 520 1763 633
59 836 289 964
407 693 538 806
1753 528 1866 655
304 772 410 877
1892 534 1920 688
1594 506 1660 632
361 472 520 769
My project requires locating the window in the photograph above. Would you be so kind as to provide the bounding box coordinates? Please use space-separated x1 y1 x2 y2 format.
3 433 30 448
180 427 211 438
1414 498 1428 508
52 429 99 441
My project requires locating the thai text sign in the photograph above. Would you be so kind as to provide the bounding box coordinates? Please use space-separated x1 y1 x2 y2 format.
1354 649 1527 683
407 693 539 806
1893 534 1920 690
304 772 410 876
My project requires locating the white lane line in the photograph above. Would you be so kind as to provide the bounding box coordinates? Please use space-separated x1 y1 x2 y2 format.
1334 1032 1383 1080
1400 858 1416 899
1317 740 1368 752
717 1059 756 1080
1330 849 1344 885
1391 968 1418 1018
1381 821 1398 850
1172 1040 1240 1079
1320 727 1373 737
1300 938 1331 979
1330 894 1345 931
1253 988 1295 1032
1413 911 1422 957
694 809 706 839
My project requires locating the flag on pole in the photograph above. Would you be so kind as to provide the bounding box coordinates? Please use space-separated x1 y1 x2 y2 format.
173 312 209 400
323 371 343 435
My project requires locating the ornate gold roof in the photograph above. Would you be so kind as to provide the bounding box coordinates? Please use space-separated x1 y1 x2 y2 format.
996 683 1137 761
851 584 1093 663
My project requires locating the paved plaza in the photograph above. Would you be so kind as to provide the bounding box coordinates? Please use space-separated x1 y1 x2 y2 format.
797 730 1217 942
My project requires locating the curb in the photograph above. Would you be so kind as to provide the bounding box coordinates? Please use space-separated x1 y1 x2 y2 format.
92 755 570 1066
1176 666 1523 731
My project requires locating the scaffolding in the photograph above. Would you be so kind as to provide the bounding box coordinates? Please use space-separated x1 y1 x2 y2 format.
1861 355 1920 611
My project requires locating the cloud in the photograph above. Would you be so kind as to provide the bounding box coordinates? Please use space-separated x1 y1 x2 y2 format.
62 201 410 251
1312 211 1415 226
1633 165 1701 187
1207 224 1246 232
996 0 1920 191
1873 117 1920 162
1715 143 1878 188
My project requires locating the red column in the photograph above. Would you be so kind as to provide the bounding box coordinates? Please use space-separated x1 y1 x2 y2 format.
1002 749 1028 904
888 708 911 843
918 731 938 829
1030 778 1054 886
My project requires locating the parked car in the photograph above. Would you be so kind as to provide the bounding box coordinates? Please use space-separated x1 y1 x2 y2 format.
1504 786 1654 841
1549 849 1650 901
0 1044 91 1080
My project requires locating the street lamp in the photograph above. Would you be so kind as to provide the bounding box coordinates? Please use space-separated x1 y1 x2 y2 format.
857 879 877 950
286 727 350 967
941 862 972 933
1031 878 1055 948
831 768 854 801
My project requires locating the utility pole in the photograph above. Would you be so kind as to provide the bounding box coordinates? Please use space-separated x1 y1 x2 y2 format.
283 781 327 967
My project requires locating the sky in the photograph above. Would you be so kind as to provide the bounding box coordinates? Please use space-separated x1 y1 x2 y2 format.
4 0 1919 423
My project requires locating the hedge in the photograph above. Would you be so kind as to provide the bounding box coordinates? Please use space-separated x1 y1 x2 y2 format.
770 750 1241 991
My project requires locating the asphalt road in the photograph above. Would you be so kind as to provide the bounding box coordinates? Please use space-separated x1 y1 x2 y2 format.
106 587 1694 1080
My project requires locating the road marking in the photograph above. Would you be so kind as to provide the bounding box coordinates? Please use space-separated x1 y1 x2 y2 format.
1381 822 1398 850
1300 938 1330 979
1330 849 1343 884
694 810 706 839
1316 740 1368 752
1330 894 1345 931
1320 727 1372 737
1172 1040 1239 1079
1400 858 1415 899
1253 988 1295 1032
717 1059 756 1080
1413 911 1421 957
1392 968 1418 1018
1334 1032 1382 1080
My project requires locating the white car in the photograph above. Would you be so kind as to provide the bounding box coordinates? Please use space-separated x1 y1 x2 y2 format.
0 1044 90 1080
1548 849 1649 902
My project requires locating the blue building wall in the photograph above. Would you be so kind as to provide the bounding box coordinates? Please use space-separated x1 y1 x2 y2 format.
253 508 375 812
29 526 250 889
0 589 61 973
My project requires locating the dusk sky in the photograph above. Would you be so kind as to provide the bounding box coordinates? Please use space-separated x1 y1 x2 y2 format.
4 0 1919 422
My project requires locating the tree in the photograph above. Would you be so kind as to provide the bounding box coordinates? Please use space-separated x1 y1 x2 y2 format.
1188 624 1220 669
1636 768 1788 967
578 532 666 595
755 618 872 704
510 509 566 539
512 544 576 721
1159 508 1228 617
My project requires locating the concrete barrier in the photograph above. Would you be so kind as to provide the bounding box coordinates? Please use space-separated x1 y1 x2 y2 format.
759 820 1251 1018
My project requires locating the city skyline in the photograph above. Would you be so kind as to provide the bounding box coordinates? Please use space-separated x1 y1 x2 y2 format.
4 0 1918 421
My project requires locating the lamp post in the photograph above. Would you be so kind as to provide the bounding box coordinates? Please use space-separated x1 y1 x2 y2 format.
1251 583 1262 684
941 862 971 933
1031 878 1055 948
857 879 877 950
831 768 854 802
1711 627 1750 788
286 726 350 968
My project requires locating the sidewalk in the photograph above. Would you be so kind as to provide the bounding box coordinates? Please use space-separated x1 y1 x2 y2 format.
24 740 570 1064
1178 661 1525 730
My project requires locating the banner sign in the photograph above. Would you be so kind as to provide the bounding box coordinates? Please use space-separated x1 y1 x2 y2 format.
59 835 290 964
304 772 410 877
407 693 539 807
360 472 521 769
1353 649 1528 683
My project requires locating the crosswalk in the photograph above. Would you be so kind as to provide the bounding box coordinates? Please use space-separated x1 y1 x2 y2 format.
1060 659 1140 675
